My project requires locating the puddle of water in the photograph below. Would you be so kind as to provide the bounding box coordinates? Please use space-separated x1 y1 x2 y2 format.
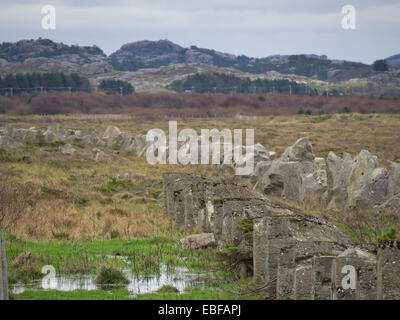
12 264 208 296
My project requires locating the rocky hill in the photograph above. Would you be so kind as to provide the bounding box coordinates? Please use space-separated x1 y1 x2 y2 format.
386 54 400 67
0 38 105 63
0 38 398 92
108 40 237 72
108 39 371 81
0 38 113 76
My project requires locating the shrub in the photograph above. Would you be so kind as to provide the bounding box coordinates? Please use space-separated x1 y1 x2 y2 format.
377 227 397 244
93 266 129 286
157 285 179 293
339 106 352 114
100 80 134 95
0 173 35 230
373 60 388 72
1 92 400 117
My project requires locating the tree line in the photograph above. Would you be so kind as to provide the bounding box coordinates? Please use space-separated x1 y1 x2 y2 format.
167 73 319 95
0 73 135 95
99 79 134 94
0 72 90 94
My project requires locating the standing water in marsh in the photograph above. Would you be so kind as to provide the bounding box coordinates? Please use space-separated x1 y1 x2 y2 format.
13 264 208 296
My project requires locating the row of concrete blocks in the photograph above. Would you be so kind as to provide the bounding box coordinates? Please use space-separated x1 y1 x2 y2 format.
252 208 400 300
254 214 400 300
162 173 400 300
162 173 272 248
271 244 400 300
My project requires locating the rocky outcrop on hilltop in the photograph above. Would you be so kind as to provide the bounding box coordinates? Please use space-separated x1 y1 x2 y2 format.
108 40 238 72
0 38 105 63
109 40 185 70
0 38 113 76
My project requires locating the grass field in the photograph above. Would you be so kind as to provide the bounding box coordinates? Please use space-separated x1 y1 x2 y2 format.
1 112 400 299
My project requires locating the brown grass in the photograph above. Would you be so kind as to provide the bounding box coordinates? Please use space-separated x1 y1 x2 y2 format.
1 92 399 117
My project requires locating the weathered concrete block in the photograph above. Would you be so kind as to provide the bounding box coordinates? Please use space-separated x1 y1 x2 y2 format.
377 242 400 300
162 173 186 217
312 256 335 300
276 244 297 300
388 161 400 197
205 183 257 243
162 173 202 229
277 266 295 300
0 229 8 300
276 241 344 300
211 200 224 243
279 162 303 204
252 214 350 293
347 150 388 208
253 218 267 286
183 180 207 231
180 233 216 250
332 248 377 300
326 152 354 211
220 199 247 248
265 239 297 288
294 266 313 300
174 190 185 229
220 199 265 248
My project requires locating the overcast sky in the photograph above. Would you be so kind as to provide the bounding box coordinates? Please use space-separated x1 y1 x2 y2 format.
0 0 399 63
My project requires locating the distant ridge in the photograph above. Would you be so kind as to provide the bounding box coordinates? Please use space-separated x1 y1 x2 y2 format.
108 39 370 81
0 38 397 84
385 54 400 67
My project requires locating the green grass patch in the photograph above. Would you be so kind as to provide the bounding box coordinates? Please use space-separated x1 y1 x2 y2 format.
13 288 132 300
